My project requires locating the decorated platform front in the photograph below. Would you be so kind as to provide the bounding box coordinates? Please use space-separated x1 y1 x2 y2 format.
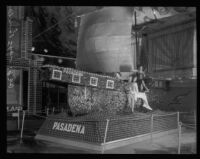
36 113 109 143
35 111 178 153
41 65 124 91
35 112 178 146
68 85 127 115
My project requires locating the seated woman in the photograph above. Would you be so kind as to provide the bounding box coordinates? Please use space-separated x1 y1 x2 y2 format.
130 75 152 111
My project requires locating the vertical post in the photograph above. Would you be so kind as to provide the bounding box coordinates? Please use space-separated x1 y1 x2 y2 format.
177 112 180 128
19 70 23 108
84 86 87 100
34 66 37 115
17 108 20 130
134 11 138 69
53 107 55 114
102 119 110 154
192 111 196 153
20 110 26 143
193 25 196 71
178 122 182 154
151 114 154 143
104 119 110 144
27 68 31 113
46 108 49 116
57 87 59 111
194 110 196 129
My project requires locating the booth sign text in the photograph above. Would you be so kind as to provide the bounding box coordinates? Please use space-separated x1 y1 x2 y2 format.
52 122 85 134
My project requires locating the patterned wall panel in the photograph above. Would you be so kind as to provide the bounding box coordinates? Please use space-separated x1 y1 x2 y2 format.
28 67 35 114
147 79 196 112
68 85 127 116
35 61 43 113
143 21 196 79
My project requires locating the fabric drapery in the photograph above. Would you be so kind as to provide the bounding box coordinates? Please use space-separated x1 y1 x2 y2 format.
140 21 195 73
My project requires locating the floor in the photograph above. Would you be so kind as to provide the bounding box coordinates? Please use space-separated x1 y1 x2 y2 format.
6 127 196 154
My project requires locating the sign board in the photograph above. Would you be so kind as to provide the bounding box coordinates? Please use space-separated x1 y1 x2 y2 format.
106 80 114 89
7 6 22 59
36 116 106 143
52 69 62 80
72 74 81 84
7 105 22 112
7 69 21 105
90 77 98 86
52 122 85 134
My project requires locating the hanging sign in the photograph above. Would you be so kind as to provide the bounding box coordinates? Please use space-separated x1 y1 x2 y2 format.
72 74 81 83
7 6 18 62
7 69 21 105
7 105 22 112
90 77 98 86
106 80 115 89
52 69 62 80
7 69 16 88
52 122 85 134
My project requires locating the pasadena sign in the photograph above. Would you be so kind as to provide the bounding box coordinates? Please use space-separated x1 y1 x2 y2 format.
52 122 85 134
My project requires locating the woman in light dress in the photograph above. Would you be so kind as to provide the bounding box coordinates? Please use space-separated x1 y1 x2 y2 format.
128 75 152 112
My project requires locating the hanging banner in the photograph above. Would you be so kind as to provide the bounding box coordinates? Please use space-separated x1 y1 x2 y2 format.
7 69 21 105
7 6 21 60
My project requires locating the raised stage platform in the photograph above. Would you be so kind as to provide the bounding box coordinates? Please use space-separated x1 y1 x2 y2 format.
35 111 178 152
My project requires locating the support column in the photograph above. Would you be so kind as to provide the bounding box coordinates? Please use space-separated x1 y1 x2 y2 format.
192 26 196 78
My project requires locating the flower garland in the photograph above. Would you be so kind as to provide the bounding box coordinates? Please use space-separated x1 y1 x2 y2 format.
42 65 123 90
7 69 16 88
7 6 18 88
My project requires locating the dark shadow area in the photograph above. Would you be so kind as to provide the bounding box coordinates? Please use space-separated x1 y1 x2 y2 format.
7 131 88 153
120 65 132 72
133 147 177 154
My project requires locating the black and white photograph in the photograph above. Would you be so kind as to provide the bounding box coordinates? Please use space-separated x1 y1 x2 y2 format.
5 6 196 154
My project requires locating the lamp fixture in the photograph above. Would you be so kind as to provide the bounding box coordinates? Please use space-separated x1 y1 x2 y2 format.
44 49 48 53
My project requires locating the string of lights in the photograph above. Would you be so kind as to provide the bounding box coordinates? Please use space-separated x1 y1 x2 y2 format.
30 52 76 61
32 7 104 41
32 13 76 40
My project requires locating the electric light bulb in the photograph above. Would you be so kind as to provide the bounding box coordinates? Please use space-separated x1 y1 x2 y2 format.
31 47 35 51
58 59 63 63
44 49 48 53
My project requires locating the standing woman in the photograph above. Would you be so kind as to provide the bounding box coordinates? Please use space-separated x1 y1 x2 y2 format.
136 66 149 92
131 75 152 111
127 75 135 112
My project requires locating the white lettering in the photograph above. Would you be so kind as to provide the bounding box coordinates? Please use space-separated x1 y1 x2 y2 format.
7 106 22 112
56 123 60 130
80 126 85 134
71 124 76 133
76 125 81 133
52 122 58 130
64 124 68 131
60 123 64 131
10 107 15 111
52 122 85 134
67 124 73 132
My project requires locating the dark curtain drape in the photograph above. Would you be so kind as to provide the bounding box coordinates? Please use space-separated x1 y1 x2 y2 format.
140 21 195 73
